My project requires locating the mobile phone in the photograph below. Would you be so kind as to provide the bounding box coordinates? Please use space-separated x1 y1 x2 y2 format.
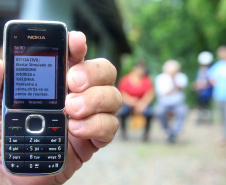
1 20 68 175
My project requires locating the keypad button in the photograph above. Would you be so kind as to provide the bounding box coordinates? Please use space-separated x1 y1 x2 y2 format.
25 136 45 144
25 153 45 161
8 126 22 131
5 144 24 152
25 161 45 173
48 127 62 132
46 136 64 144
5 161 25 173
45 145 64 152
45 162 63 173
26 115 45 134
5 136 24 144
25 144 45 152
45 153 64 161
5 153 24 161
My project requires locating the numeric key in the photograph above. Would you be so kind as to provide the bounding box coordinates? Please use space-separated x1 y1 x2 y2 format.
45 153 64 161
5 153 24 161
5 136 24 144
46 136 64 144
25 153 45 161
45 145 64 152
25 162 45 173
25 144 45 152
5 144 24 152
25 136 45 144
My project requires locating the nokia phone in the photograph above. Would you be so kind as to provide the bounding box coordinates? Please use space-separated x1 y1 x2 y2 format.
1 20 68 175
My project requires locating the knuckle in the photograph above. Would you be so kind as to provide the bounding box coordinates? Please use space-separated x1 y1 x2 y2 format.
97 58 117 85
113 87 123 110
105 61 117 85
96 114 117 143
94 86 122 114
112 116 120 134
97 114 107 139
99 57 111 64
95 88 106 112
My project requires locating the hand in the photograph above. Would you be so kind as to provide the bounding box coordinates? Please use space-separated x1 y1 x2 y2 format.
134 101 146 114
194 80 208 90
121 92 138 107
134 90 153 114
0 31 122 185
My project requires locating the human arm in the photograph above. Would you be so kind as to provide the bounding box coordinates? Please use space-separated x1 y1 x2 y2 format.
165 73 188 96
165 78 180 95
207 63 218 86
120 92 138 107
134 89 154 114
117 76 138 107
193 80 212 91
0 31 122 185
134 76 155 113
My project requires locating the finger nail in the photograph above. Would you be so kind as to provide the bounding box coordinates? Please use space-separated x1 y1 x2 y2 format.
71 120 84 130
70 96 84 112
70 71 87 88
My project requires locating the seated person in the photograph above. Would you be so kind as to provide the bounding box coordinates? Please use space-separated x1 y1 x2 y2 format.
117 61 154 141
155 60 188 143
208 45 226 144
193 51 213 123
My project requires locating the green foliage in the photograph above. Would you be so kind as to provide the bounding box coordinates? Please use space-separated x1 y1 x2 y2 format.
116 0 226 106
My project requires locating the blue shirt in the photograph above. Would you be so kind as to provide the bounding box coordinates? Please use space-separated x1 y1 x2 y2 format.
208 60 226 101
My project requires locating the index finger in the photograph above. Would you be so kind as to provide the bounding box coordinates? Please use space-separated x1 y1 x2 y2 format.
68 31 87 67
67 58 117 93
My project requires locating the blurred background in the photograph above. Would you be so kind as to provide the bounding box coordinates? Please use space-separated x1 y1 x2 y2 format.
1 0 226 184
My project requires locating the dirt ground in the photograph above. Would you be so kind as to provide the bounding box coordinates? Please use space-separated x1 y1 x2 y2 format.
65 109 226 185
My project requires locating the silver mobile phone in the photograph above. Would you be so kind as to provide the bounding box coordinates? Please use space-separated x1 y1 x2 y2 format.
1 20 68 175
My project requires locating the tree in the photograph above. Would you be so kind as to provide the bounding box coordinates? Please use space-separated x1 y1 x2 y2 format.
116 0 226 105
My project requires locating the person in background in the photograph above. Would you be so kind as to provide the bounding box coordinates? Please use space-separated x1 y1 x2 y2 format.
208 45 226 144
193 51 213 123
117 61 154 141
155 60 188 143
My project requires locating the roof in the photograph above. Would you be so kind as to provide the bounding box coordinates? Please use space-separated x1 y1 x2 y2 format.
75 0 131 54
0 0 131 54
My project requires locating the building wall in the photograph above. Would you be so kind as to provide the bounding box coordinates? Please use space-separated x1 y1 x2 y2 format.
0 0 130 72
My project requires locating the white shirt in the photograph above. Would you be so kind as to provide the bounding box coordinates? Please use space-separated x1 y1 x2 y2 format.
155 72 188 106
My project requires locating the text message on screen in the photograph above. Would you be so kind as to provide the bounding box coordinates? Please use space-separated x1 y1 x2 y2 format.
14 56 56 100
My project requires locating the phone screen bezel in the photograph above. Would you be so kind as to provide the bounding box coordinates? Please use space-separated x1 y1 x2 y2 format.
4 22 67 110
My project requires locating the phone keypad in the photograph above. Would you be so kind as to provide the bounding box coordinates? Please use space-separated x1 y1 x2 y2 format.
4 113 66 174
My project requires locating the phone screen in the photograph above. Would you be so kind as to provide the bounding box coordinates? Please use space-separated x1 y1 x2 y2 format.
14 46 58 104
4 22 67 110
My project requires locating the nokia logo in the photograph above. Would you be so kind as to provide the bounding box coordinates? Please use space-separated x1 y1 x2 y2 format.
27 35 46 39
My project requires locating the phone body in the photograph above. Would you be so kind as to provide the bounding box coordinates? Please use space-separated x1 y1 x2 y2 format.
1 20 68 175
